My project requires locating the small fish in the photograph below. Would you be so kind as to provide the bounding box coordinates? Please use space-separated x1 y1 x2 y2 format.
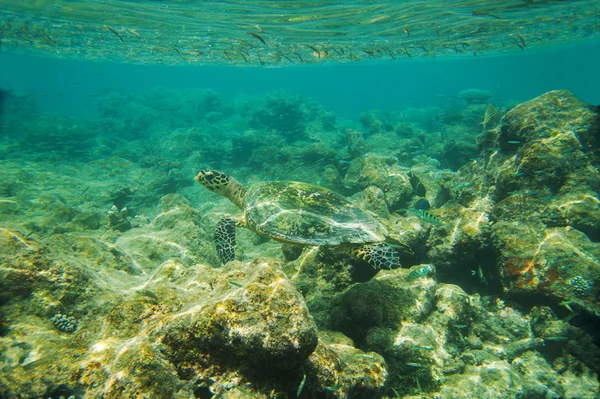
404 26 411 36
241 24 263 32
516 32 527 48
389 242 414 255
512 36 525 50
479 265 488 285
104 25 123 42
136 289 159 300
405 362 425 368
544 336 569 342
471 265 488 285
385 47 396 59
306 44 320 55
229 281 243 288
507 140 521 144
472 10 503 19
512 172 525 177
355 354 374 359
296 374 306 397
407 265 436 281
324 384 342 392
413 197 430 210
453 324 468 329
481 103 497 132
173 47 186 62
412 344 434 351
246 31 266 44
412 210 445 226
560 301 575 312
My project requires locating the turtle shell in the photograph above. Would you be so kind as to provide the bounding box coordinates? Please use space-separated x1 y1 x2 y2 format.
243 181 388 245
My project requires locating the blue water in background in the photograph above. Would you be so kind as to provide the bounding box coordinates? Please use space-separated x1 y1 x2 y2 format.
1 38 599 119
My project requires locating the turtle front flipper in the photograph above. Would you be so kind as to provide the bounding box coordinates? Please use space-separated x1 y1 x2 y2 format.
215 217 237 264
354 243 402 270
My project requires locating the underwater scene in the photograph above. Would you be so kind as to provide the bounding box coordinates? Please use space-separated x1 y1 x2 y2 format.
1 1 600 398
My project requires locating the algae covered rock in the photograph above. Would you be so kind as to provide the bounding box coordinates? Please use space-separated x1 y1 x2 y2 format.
427 90 600 318
307 330 388 398
331 265 437 349
115 193 217 268
345 128 367 158
408 163 451 209
163 258 318 370
359 185 391 219
483 90 600 317
346 277 600 398
343 153 413 210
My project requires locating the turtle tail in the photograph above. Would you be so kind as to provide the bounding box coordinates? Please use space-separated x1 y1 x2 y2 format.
215 217 237 264
354 243 402 270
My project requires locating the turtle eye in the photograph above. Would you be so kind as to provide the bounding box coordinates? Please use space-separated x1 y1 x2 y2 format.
201 170 219 183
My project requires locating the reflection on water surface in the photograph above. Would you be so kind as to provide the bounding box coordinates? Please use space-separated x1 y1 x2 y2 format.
1 0 599 66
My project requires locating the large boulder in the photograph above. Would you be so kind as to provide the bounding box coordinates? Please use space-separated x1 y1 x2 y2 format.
162 258 318 371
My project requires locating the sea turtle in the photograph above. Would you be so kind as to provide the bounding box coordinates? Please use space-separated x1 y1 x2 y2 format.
195 170 406 269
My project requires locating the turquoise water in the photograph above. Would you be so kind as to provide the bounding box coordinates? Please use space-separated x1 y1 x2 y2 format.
1 1 600 399
1 39 600 119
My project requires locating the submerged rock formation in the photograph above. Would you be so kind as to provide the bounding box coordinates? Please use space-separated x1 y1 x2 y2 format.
451 90 600 317
1 89 599 398
0 197 386 398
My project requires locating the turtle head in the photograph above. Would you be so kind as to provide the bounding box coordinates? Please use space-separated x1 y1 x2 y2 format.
195 170 231 193
195 170 247 209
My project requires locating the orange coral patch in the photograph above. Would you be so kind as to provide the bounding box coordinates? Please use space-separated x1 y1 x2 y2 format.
501 257 557 292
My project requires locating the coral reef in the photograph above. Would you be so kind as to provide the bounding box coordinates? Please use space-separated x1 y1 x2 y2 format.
343 153 413 212
481 90 600 316
106 204 131 232
49 313 79 333
0 196 385 398
1 88 599 398
249 94 308 142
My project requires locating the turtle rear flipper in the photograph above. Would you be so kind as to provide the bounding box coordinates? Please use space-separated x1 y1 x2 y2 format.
215 217 237 264
354 243 402 270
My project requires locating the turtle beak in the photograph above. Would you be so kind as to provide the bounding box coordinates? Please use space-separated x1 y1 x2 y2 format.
195 170 219 190
195 170 209 185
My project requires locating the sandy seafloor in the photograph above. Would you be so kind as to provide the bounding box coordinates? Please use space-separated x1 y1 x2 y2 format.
1 40 600 399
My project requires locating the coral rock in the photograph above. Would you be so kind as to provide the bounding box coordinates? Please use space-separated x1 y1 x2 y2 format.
163 259 318 370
